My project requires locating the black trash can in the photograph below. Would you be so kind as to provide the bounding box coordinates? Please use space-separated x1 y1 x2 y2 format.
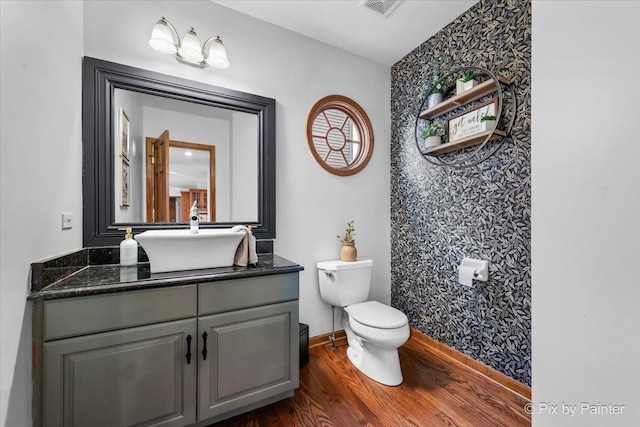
299 323 309 368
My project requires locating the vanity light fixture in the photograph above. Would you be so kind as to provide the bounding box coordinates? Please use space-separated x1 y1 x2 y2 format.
149 17 230 69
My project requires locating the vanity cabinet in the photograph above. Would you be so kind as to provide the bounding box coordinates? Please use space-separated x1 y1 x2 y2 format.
196 274 299 421
198 301 298 419
43 319 197 427
35 273 300 427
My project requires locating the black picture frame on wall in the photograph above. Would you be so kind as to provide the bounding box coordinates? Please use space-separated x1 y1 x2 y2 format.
82 57 276 247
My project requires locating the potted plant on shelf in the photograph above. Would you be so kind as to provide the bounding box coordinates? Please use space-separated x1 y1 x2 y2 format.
424 61 454 109
337 220 357 262
479 115 497 132
456 70 479 95
420 122 445 152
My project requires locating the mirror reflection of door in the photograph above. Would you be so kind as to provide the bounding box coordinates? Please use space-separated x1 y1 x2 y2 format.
145 130 216 222
146 130 170 222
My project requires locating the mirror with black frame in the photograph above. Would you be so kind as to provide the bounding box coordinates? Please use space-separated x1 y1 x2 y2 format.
83 57 276 246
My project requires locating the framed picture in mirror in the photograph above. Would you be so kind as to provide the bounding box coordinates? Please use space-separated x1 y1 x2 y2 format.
119 108 130 160
121 158 130 207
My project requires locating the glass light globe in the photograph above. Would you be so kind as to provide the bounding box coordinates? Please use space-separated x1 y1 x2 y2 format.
178 28 204 63
205 37 230 69
149 20 177 55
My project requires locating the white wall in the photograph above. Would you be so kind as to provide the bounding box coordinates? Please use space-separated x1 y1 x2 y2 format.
231 112 258 221
0 2 84 427
532 2 640 426
83 0 392 337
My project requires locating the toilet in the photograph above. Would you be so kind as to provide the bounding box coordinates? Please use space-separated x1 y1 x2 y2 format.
317 259 410 386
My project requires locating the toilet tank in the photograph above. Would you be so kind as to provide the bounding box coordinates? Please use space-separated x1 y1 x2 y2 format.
317 259 373 307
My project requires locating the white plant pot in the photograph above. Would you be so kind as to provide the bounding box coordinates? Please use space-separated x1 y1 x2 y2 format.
423 135 442 150
427 93 443 109
463 79 478 91
479 120 496 132
457 79 478 94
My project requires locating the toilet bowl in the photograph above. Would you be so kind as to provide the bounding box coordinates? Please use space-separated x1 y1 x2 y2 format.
343 301 410 386
317 259 410 386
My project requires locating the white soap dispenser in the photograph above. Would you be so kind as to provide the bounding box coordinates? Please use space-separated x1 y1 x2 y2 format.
120 227 138 266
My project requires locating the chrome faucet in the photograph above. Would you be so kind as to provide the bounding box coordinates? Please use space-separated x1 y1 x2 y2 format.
189 201 199 234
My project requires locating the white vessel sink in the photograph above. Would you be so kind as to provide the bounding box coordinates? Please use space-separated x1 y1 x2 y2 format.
134 229 244 273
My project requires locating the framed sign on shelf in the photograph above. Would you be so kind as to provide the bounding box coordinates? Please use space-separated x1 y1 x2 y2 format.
448 100 497 143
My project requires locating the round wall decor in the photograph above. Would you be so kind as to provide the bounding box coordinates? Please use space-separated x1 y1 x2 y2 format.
413 66 516 169
306 95 374 176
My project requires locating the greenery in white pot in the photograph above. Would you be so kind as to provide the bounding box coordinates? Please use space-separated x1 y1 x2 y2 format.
480 115 497 132
457 70 478 94
422 60 455 108
420 122 445 151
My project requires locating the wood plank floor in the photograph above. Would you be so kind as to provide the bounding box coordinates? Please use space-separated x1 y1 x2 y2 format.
210 332 531 426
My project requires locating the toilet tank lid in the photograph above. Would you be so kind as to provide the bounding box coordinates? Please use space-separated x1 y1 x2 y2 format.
317 259 373 271
345 301 408 329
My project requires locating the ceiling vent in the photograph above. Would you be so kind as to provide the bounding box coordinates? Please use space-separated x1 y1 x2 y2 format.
359 0 404 18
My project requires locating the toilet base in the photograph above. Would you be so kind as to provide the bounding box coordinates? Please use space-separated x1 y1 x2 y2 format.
343 318 405 386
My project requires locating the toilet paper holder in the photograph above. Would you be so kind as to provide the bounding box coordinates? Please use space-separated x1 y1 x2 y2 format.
458 257 489 286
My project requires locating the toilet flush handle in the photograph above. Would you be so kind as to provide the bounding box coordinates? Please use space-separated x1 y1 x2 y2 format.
324 271 334 279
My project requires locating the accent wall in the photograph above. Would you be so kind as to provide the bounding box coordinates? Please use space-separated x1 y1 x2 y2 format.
390 0 531 385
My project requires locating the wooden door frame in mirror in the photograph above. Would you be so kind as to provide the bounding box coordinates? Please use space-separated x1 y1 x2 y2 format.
82 57 276 246
306 95 374 176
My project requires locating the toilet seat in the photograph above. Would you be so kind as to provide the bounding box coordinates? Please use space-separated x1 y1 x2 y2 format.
345 301 408 329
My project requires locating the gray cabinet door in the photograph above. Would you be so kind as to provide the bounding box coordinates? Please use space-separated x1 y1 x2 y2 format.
198 300 299 419
43 319 197 427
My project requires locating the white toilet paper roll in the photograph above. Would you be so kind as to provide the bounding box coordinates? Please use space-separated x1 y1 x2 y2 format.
458 265 475 287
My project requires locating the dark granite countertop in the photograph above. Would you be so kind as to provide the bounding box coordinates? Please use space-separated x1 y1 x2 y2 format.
29 251 304 301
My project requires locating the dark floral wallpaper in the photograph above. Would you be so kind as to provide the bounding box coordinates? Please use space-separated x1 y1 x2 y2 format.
390 0 531 385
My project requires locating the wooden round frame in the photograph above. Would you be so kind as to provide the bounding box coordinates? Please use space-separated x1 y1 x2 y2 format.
306 95 374 176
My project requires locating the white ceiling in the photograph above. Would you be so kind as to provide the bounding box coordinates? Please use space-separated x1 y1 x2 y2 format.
213 0 478 66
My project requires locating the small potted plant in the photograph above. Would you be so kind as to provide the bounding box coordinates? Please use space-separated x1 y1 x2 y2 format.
456 70 478 95
420 122 445 151
479 115 497 132
337 220 357 262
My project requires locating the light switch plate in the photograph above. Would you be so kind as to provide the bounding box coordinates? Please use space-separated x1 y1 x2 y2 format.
62 213 74 229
